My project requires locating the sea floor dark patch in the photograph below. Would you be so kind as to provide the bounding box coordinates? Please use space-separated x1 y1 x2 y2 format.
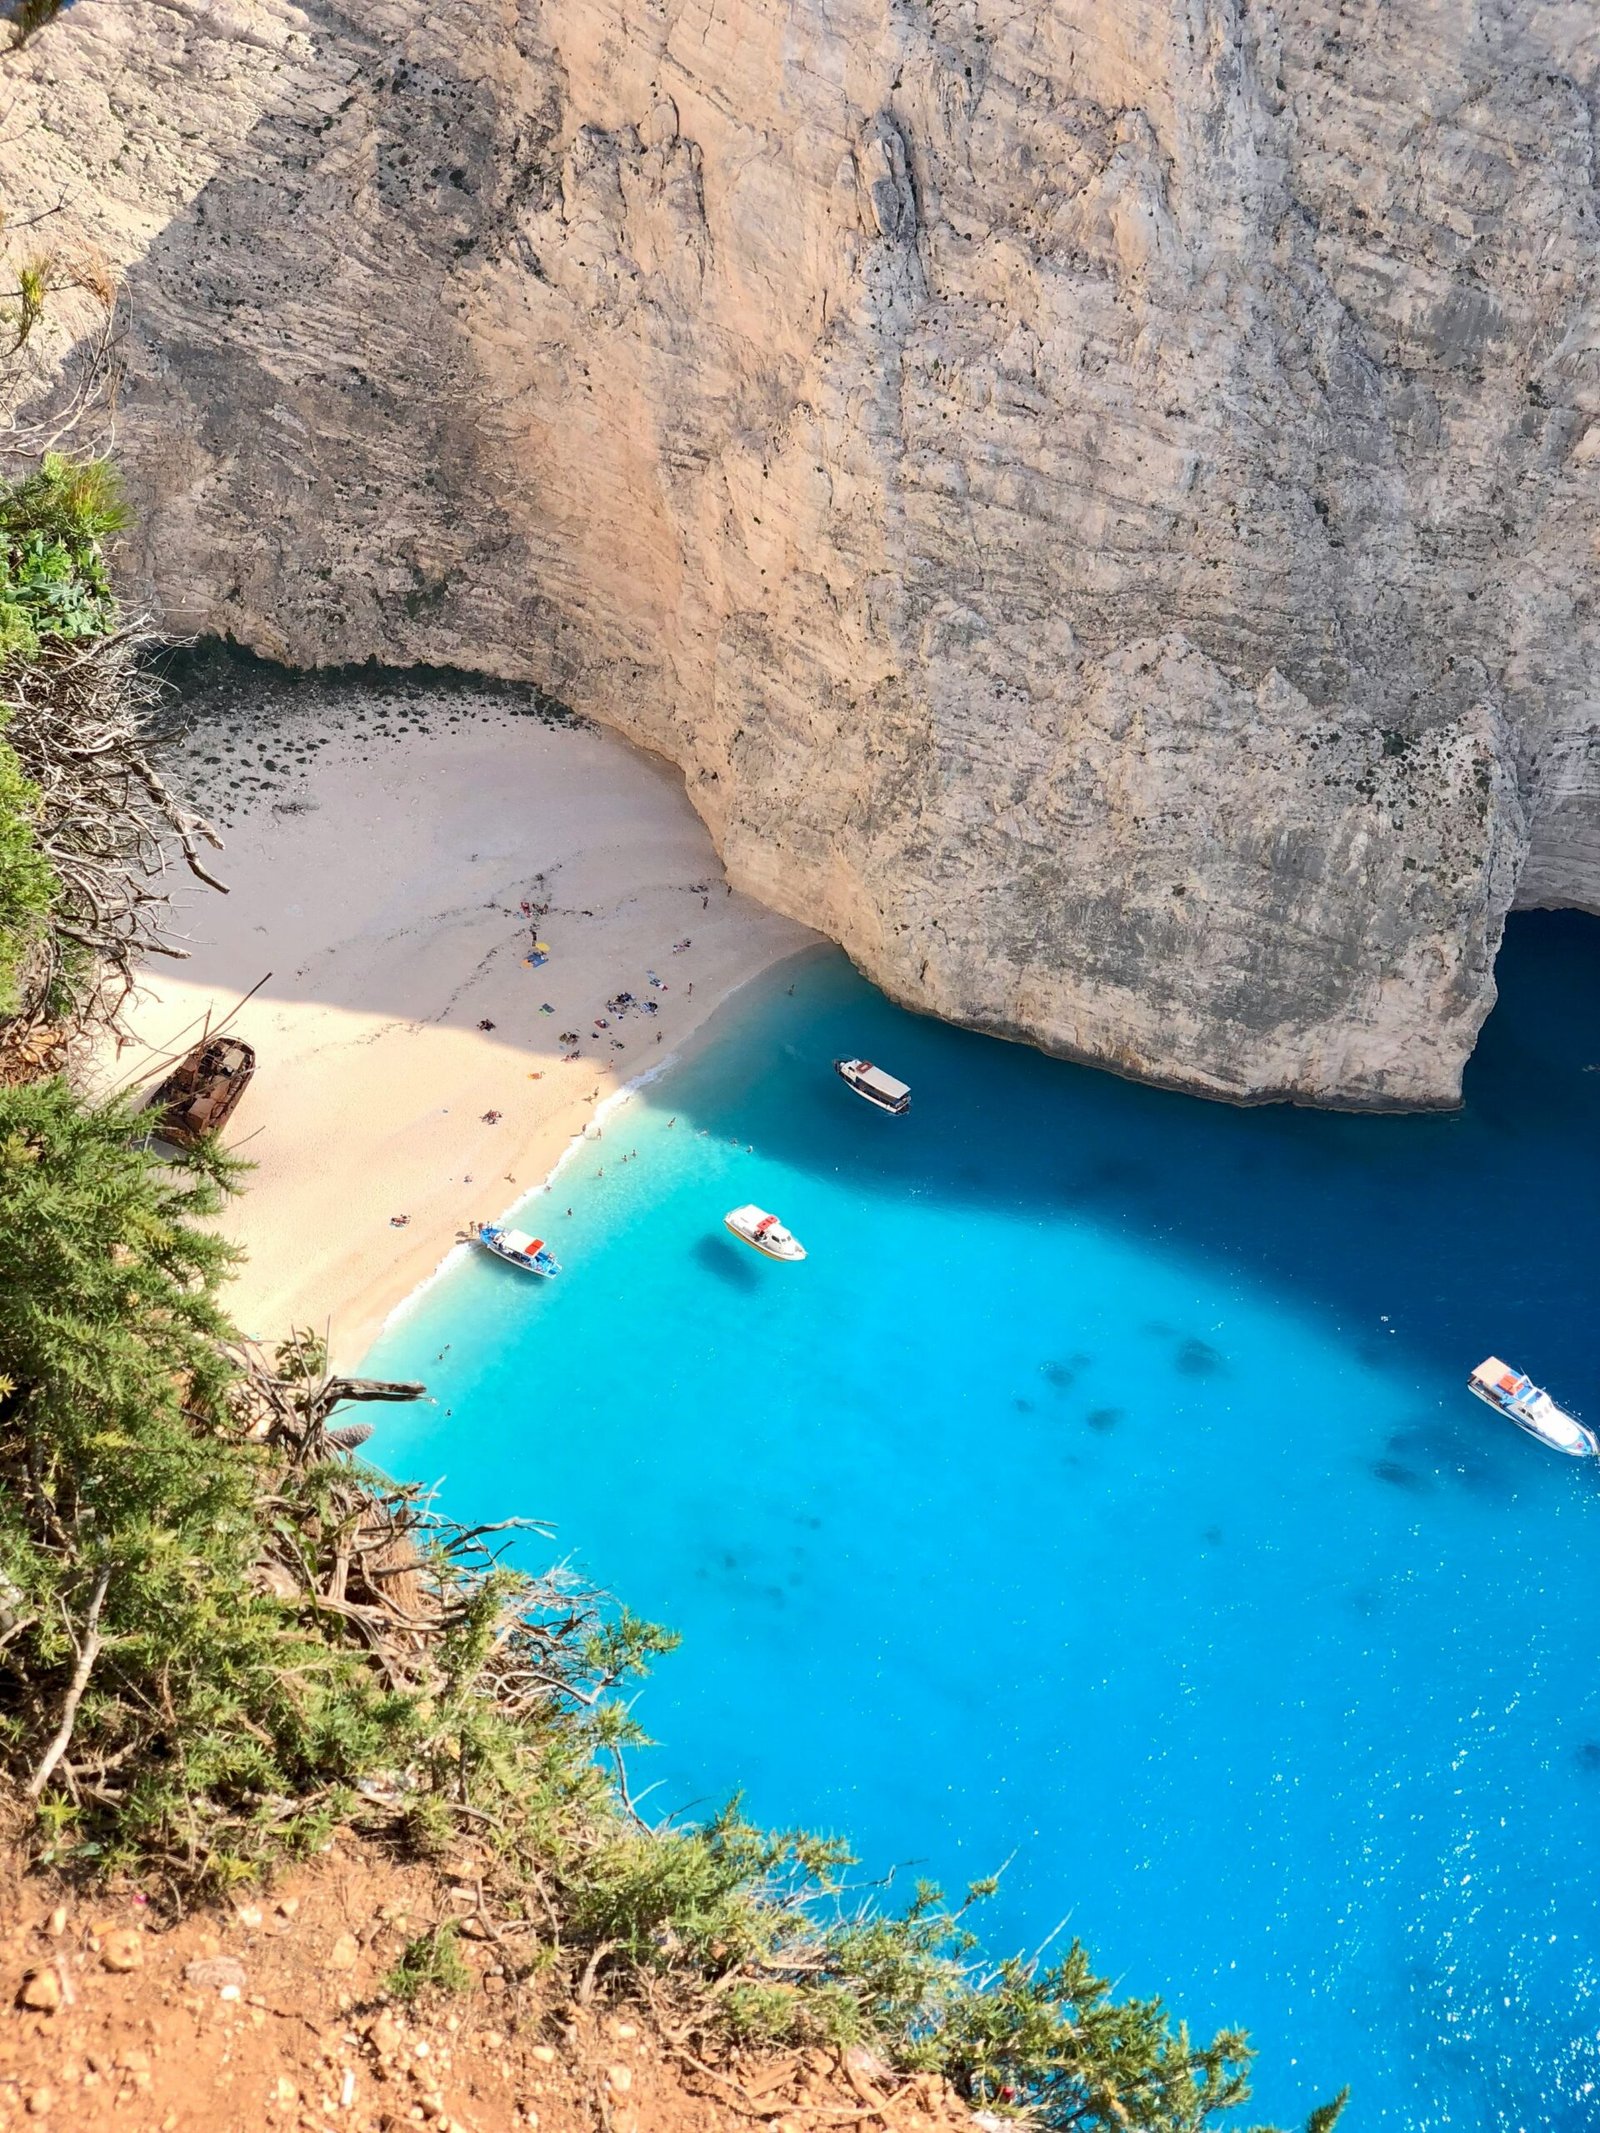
1384 1419 1509 1499
1372 1458 1430 1492
1086 1406 1123 1432
1175 1337 1226 1377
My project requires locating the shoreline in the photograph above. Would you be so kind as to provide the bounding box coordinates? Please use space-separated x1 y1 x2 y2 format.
100 675 815 1369
365 939 828 1355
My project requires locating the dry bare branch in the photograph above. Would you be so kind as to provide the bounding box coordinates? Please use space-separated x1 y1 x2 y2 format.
26 1561 110 1797
1 616 229 1060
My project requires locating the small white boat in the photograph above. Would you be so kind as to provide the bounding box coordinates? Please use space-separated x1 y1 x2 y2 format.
1468 1356 1597 1458
472 1222 561 1279
724 1203 807 1262
834 1058 911 1115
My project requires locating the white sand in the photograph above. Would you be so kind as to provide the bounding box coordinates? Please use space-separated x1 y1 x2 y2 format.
102 681 813 1368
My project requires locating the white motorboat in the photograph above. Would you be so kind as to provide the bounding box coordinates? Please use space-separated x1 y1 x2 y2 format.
1468 1356 1597 1458
834 1058 911 1114
724 1203 807 1262
472 1222 561 1278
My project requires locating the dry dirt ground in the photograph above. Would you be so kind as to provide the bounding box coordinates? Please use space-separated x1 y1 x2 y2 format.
0 1836 978 2133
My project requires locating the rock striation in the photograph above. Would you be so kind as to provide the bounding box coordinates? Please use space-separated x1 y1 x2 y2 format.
4 0 1598 1105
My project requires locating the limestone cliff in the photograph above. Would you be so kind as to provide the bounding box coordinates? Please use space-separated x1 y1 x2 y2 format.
4 0 1598 1105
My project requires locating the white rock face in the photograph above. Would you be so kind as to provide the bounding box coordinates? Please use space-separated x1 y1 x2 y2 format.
4 0 1598 1104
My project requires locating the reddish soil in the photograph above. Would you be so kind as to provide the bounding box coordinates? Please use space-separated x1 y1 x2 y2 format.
0 1837 977 2133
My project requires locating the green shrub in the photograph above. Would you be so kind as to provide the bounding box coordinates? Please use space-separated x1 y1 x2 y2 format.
385 1923 472 2005
0 721 56 1015
0 453 125 668
0 1081 404 1873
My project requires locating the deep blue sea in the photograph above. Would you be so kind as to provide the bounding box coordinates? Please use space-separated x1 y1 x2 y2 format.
364 911 1600 2130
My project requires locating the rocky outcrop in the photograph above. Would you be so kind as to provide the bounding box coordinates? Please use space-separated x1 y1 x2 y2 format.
4 0 1598 1105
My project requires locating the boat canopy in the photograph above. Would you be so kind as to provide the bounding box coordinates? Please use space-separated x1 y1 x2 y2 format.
727 1204 769 1229
503 1230 544 1256
853 1062 911 1102
1472 1357 1524 1396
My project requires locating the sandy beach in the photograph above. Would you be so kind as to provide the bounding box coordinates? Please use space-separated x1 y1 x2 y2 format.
103 670 814 1367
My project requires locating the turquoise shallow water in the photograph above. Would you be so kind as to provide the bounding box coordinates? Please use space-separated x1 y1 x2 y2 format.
365 912 1600 2129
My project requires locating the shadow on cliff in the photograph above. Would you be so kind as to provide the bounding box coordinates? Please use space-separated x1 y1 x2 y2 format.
634 908 1600 1414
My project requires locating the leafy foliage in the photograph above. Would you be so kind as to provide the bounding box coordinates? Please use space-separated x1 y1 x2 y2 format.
0 458 122 1020
0 453 124 667
0 716 55 1016
0 453 223 1054
385 1923 472 2006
